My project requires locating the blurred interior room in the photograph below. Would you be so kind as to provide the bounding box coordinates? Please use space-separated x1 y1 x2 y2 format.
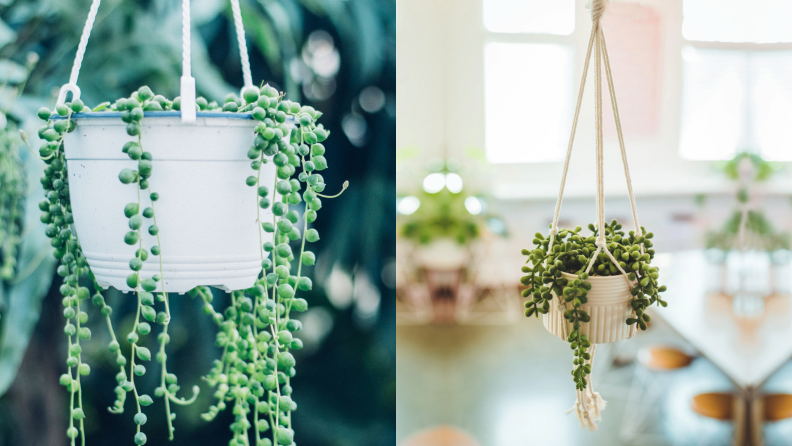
396 0 792 445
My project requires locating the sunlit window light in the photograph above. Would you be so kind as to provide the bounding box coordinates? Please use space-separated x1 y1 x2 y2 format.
683 0 792 43
396 196 420 215
750 51 792 161
445 173 463 193
679 47 745 160
680 46 792 161
484 42 571 164
465 197 483 215
422 173 446 194
484 0 574 35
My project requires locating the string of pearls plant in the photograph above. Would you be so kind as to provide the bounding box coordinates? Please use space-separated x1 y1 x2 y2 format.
0 122 25 284
520 220 667 390
29 83 343 446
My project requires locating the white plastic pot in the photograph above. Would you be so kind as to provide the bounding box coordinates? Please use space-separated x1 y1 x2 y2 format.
64 112 276 293
543 272 636 344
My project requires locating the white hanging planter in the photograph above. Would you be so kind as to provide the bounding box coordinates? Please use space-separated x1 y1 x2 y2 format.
543 272 636 344
64 112 277 293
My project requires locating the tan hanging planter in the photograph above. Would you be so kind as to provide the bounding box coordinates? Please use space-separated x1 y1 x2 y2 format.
518 0 668 432
543 272 636 343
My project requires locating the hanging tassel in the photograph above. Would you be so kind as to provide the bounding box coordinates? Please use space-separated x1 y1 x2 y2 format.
566 390 599 431
586 386 608 423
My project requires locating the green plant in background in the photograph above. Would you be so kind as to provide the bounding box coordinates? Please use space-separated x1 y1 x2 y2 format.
0 51 59 399
0 112 25 284
33 82 340 446
718 152 778 183
400 191 480 245
398 155 504 245
706 152 790 253
706 211 791 253
520 220 667 390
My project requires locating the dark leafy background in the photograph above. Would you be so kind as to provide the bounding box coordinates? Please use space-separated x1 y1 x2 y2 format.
0 0 395 445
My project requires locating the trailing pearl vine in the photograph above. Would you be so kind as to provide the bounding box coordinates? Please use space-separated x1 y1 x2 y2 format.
32 82 342 446
520 220 667 391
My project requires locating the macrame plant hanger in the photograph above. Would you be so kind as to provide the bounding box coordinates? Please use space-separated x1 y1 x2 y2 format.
56 0 255 123
544 0 645 430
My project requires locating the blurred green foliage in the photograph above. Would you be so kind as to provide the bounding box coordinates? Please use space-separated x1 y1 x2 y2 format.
400 190 480 245
706 152 790 253
0 0 395 445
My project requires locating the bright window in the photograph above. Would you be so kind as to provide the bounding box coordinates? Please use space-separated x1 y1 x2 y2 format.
750 51 792 161
484 43 572 163
483 0 575 35
679 48 746 160
482 0 575 164
680 0 792 161
683 0 792 43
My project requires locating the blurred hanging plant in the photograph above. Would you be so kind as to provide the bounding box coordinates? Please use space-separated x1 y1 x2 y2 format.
399 190 481 245
0 51 58 397
398 160 504 245
717 152 778 183
706 152 790 252
706 210 790 252
0 113 25 282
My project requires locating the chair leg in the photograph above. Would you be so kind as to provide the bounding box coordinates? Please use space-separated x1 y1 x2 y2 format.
621 364 651 441
621 365 679 446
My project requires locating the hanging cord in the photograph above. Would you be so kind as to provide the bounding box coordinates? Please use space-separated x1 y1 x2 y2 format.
599 29 643 244
555 0 643 431
594 20 605 247
547 24 597 255
548 22 597 422
582 23 632 286
229 0 253 90
57 0 102 104
180 0 197 122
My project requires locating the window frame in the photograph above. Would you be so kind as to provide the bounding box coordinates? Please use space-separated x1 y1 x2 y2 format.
482 1 580 164
681 32 792 161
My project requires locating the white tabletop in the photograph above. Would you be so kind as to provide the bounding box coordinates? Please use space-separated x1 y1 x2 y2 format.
651 251 792 390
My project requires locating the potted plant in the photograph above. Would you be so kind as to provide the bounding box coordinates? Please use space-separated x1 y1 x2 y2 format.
22 1 346 445
520 221 667 430
704 152 790 296
517 0 668 430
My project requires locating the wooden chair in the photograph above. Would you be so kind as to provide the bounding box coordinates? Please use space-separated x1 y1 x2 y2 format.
692 392 792 422
401 426 480 446
692 392 792 445
639 346 696 371
621 346 697 444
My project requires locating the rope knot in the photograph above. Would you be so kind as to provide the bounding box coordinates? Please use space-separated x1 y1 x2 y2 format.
549 227 558 237
586 0 607 23
595 238 607 249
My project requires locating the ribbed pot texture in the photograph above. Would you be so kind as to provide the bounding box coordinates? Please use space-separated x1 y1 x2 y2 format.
543 271 636 344
64 115 274 293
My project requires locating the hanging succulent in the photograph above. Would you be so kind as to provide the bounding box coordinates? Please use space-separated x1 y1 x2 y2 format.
21 0 351 442
516 0 668 431
520 221 667 390
30 82 341 446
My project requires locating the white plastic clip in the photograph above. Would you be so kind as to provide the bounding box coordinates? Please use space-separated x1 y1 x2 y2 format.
180 76 196 123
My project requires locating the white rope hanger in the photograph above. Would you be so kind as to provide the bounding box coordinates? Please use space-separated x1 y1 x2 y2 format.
57 0 255 124
544 0 644 431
